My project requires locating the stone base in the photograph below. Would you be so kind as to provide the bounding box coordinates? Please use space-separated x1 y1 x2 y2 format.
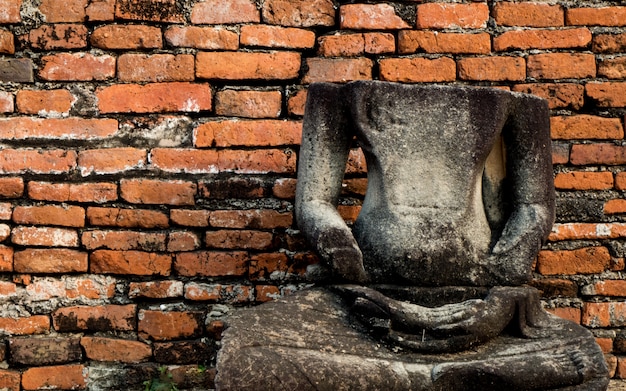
215 288 609 391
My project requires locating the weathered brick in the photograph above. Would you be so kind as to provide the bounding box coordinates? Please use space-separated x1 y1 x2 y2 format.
0 118 117 140
28 182 118 203
0 29 14 54
416 3 489 29
583 302 626 328
11 226 79 247
0 316 50 336
25 276 116 301
28 24 88 50
198 177 268 199
618 357 626 379
0 224 9 241
458 57 525 81
215 90 282 118
22 364 86 391
9 337 81 366
566 7 626 27
118 54 194 83
571 143 626 165
616 173 626 191
191 0 259 24
399 31 490 54
586 82 626 107
545 307 581 324
0 204 12 220
594 33 626 53
605 199 626 214
170 209 210 227
115 0 183 22
78 147 147 175
582 280 626 296
494 28 591 51
380 56 457 83
262 0 334 27
168 231 200 252
16 89 74 116
39 0 87 22
599 57 626 79
364 32 396 54
0 281 16 297
340 4 409 30
205 229 273 250
86 0 115 21
82 230 166 251
153 340 212 364
0 245 12 272
81 337 151 363
551 115 623 140
165 26 238 50
52 304 136 332
554 171 613 191
318 33 394 57
0 0 21 23
256 285 281 302
0 177 23 198
530 278 578 298
0 370 19 391
494 2 563 27
241 25 315 49
338 205 361 223
174 251 248 277
249 252 289 280
303 57 372 84
210 210 292 229
97 83 212 114
0 91 13 113
90 250 171 276
39 52 115 81
0 58 33 82
13 205 84 227
14 249 87 273
184 282 252 303
91 24 161 49
197 51 300 80
195 120 301 147
287 89 307 116
138 310 203 341
129 280 184 299
87 207 168 228
527 53 596 79
121 179 196 205
537 247 611 275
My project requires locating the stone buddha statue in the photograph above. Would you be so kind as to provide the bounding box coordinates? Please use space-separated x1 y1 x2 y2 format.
215 81 609 390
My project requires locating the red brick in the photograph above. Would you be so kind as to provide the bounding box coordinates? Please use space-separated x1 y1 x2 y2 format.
11 226 78 247
616 173 626 191
513 83 585 110
262 0 335 27
28 182 117 203
241 25 315 49
197 51 300 81
13 205 84 227
527 53 596 79
121 179 196 205
0 29 14 54
22 364 86 390
129 280 184 299
551 115 623 140
118 54 194 83
115 0 183 23
210 209 292 229
554 171 613 190
594 33 626 53
599 57 626 79
605 199 626 214
91 24 161 49
174 251 248 277
549 222 626 241
81 337 151 363
417 3 489 29
185 282 252 303
399 31 490 54
545 307 581 324
165 26 238 50
0 316 49 336
303 57 372 84
39 52 115 81
9 336 82 366
249 252 289 280
347 148 367 174
0 91 13 113
0 117 117 140
0 370 19 391
87 207 168 229
583 280 626 297
90 250 171 276
0 246 12 272
583 302 626 328
78 147 147 175
287 89 307 116
571 143 626 165
199 177 267 199
318 33 394 57
138 310 203 341
0 0 21 23
340 4 410 29
0 204 11 220
0 281 16 297
97 82 212 114
215 90 282 118
39 0 87 22
494 28 591 51
168 231 200 252
14 249 87 273
205 230 273 250
458 56 525 81
256 285 280 302
53 304 135 333
191 0 259 24
170 209 210 227
364 32 395 54
586 83 626 108
567 7 626 27
338 205 361 223
0 177 23 198
16 89 73 115
27 23 87 50
537 247 611 275
195 119 301 147
494 2 563 27
82 230 166 251
86 0 115 21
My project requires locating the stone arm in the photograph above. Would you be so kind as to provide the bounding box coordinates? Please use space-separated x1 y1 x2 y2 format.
295 83 368 283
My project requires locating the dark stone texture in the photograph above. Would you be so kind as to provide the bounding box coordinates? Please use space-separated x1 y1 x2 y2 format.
556 195 605 223
0 58 34 83
9 337 82 366
153 340 213 364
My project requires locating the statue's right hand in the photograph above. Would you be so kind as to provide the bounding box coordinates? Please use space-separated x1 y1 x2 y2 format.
317 227 368 283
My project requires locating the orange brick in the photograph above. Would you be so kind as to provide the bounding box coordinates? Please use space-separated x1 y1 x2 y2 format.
0 117 117 140
0 0 21 23
399 31 490 54
13 205 84 227
0 369 19 391
78 147 147 175
605 199 626 214
0 246 12 272
537 247 611 275
417 3 489 29
599 57 626 79
195 119 301 147
583 280 626 296
594 338 614 354
618 357 626 379
120 179 196 205
457 56 525 81
87 207 168 228
527 53 596 79
11 226 78 247
0 177 23 198
338 205 362 224
16 89 73 115
215 90 282 118
191 0 259 24
571 143 626 165
82 230 166 251
81 337 151 363
86 0 115 21
586 82 626 107
14 249 87 273
118 54 194 83
197 51 300 80
340 4 410 29
256 285 280 302
97 82 212 114
379 57 455 83
303 57 372 84
28 24 87 50
0 316 49 335
242 25 316 50
342 178 368 197
318 33 367 57
167 231 200 252
0 203 11 220
22 364 86 390
494 28 591 51
205 230 273 250
0 29 14 54
249 252 289 280
209 209 292 229
550 115 623 140
549 223 626 241
39 52 115 81
165 26 238 50
138 310 203 341
0 149 76 174
39 0 87 22
364 32 395 54
28 182 117 203
261 0 335 27
494 2 563 27
347 148 367 174
90 250 172 276
115 0 183 22
567 7 626 27
287 89 307 116
545 307 581 324
170 209 210 227
594 33 626 53
174 251 248 277
185 283 252 303
91 24 161 49
0 91 13 113
52 304 136 331
129 280 184 299
583 302 626 327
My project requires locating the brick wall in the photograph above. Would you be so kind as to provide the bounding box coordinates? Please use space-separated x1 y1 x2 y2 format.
0 0 625 389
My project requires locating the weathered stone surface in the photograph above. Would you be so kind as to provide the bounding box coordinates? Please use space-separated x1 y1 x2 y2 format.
0 59 33 82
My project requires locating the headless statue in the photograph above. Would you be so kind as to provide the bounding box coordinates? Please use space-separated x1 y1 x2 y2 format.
215 82 609 391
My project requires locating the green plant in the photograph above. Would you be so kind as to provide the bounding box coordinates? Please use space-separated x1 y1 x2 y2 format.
144 366 179 391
